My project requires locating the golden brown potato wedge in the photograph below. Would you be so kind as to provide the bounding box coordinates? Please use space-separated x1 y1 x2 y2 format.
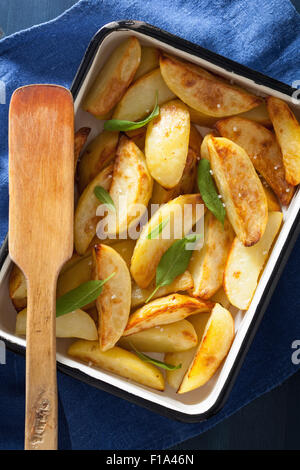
215 116 294 205
160 53 261 117
93 244 131 351
224 211 283 310
74 127 91 170
119 319 197 353
267 96 300 186
133 46 159 81
123 294 214 336
145 100 190 188
130 194 204 288
150 125 200 205
9 264 27 311
68 340 164 391
74 163 114 255
131 270 194 308
78 130 119 192
200 131 219 161
100 136 153 238
188 102 271 127
207 136 268 246
165 313 210 389
113 68 175 121
83 37 141 117
189 213 234 299
16 308 98 340
178 304 234 393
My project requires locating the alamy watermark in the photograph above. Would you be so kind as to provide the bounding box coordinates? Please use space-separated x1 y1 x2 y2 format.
0 80 6 105
291 340 300 365
292 80 300 105
0 340 6 364
95 200 205 249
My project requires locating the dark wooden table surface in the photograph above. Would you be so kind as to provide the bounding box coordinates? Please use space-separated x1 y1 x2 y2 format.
1 0 300 451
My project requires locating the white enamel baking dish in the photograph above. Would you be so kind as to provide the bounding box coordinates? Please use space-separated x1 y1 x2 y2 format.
1 20 300 422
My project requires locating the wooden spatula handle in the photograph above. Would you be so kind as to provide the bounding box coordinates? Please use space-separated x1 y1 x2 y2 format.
25 271 57 450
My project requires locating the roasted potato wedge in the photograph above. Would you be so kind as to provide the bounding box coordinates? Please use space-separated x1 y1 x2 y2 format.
113 68 175 121
131 270 194 308
189 213 234 299
145 100 190 188
130 194 204 288
123 294 214 336
133 46 159 81
150 125 200 205
160 53 261 117
9 264 27 311
215 116 294 205
83 37 141 117
119 319 197 353
74 127 91 169
207 136 268 246
16 308 98 340
78 130 119 192
100 136 153 238
68 340 164 391
224 211 283 310
93 244 131 351
267 96 300 186
165 313 210 389
74 163 114 255
178 304 234 393
188 102 271 127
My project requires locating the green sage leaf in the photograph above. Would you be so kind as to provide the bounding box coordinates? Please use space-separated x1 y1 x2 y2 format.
197 159 225 224
56 274 115 317
130 343 182 371
94 186 116 212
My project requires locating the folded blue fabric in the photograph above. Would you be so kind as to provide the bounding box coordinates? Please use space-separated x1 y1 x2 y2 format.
0 0 300 450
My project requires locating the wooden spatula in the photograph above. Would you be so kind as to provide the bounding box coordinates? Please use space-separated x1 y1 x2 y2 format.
9 85 74 450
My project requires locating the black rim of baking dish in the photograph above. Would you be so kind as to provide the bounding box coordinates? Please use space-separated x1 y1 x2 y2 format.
1 20 300 423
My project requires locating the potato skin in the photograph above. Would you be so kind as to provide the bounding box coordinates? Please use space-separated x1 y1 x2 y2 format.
74 127 91 169
160 53 262 117
83 37 141 117
123 294 214 336
178 304 234 393
207 136 268 247
93 244 131 351
215 116 294 205
267 96 300 186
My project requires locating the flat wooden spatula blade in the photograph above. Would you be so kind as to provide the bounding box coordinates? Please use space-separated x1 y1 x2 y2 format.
9 85 74 450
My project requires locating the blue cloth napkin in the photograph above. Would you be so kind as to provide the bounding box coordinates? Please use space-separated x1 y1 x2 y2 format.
1 0 300 450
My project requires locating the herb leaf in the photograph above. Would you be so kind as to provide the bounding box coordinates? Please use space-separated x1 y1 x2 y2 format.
130 343 181 371
197 159 225 224
146 218 169 239
104 92 159 132
94 186 116 212
145 233 201 303
56 273 115 317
